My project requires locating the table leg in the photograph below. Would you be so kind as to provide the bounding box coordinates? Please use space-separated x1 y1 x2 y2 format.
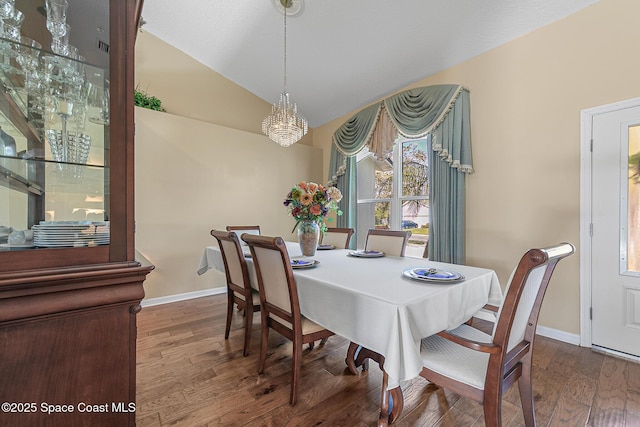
346 341 386 374
388 386 404 424
345 341 359 374
355 345 383 371
378 372 405 425
345 344 404 424
378 371 390 427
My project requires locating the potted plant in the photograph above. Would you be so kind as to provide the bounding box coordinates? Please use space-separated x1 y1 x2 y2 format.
134 88 166 112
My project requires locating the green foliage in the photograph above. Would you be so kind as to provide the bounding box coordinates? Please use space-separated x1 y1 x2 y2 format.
411 227 429 235
134 88 166 112
631 152 640 183
401 143 429 216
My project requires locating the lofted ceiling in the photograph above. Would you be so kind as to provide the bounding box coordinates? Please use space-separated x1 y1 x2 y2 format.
141 0 600 128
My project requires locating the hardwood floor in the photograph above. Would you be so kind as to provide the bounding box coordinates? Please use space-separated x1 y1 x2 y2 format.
136 294 640 426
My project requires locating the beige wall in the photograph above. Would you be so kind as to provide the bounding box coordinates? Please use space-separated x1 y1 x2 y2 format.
135 32 320 300
135 31 313 145
134 107 322 299
313 0 640 334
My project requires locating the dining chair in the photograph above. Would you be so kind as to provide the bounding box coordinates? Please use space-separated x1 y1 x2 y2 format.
320 227 354 249
210 229 261 357
241 234 335 406
422 235 430 259
418 242 575 427
364 229 410 257
226 225 261 246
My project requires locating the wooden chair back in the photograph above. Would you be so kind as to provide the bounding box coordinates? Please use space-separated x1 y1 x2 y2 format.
321 227 354 249
241 234 298 333
210 230 253 302
492 243 575 354
364 229 410 256
422 235 430 259
226 225 261 246
210 229 260 356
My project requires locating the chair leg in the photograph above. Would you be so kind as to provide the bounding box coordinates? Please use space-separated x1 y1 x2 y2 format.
242 305 253 357
290 337 302 406
518 355 536 427
320 337 329 345
225 292 234 339
482 385 502 427
258 319 269 374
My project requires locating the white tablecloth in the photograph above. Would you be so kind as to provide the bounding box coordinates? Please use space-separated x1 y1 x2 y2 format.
198 242 502 388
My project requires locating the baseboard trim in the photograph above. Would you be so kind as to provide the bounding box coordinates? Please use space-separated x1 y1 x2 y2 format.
535 324 581 346
141 287 227 307
473 311 581 347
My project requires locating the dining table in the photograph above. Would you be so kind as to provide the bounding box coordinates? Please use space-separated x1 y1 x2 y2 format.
198 241 502 425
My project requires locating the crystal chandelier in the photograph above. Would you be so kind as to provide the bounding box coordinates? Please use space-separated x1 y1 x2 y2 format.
262 0 308 147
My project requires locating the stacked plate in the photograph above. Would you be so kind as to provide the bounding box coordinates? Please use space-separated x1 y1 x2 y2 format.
0 226 11 244
291 259 319 269
348 250 384 258
317 244 335 250
33 221 110 248
402 268 465 283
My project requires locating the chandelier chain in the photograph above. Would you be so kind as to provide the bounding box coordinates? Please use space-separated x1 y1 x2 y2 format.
283 6 287 91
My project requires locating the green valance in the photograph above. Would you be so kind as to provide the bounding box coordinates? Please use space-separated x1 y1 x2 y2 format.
331 84 473 173
332 102 381 157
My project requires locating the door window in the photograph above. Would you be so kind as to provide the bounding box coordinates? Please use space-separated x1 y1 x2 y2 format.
625 125 640 274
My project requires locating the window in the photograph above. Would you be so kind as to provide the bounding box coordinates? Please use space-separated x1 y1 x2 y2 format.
356 138 429 257
625 124 640 273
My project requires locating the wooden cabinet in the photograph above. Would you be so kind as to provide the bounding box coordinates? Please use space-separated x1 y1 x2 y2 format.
0 1 151 426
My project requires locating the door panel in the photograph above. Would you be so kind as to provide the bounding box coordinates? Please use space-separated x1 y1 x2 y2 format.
591 106 640 357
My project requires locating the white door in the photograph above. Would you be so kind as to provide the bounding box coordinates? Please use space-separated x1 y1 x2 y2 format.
591 105 640 357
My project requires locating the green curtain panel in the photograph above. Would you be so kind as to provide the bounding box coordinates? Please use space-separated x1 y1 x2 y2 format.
329 84 472 263
328 149 356 246
427 134 467 264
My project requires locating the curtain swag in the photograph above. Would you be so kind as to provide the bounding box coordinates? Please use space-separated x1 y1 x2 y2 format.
330 84 473 184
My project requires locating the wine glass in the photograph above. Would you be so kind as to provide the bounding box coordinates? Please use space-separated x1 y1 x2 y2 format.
15 36 42 71
47 20 68 39
50 29 70 56
87 81 109 125
45 0 68 38
0 0 14 19
0 9 23 74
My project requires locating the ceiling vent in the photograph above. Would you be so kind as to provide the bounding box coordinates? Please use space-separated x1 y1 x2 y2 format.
96 38 110 54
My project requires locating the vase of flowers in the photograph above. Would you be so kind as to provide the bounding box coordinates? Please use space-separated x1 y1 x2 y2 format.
297 220 320 256
284 181 343 256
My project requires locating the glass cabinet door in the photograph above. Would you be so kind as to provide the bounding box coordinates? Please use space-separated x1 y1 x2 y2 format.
0 0 110 251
